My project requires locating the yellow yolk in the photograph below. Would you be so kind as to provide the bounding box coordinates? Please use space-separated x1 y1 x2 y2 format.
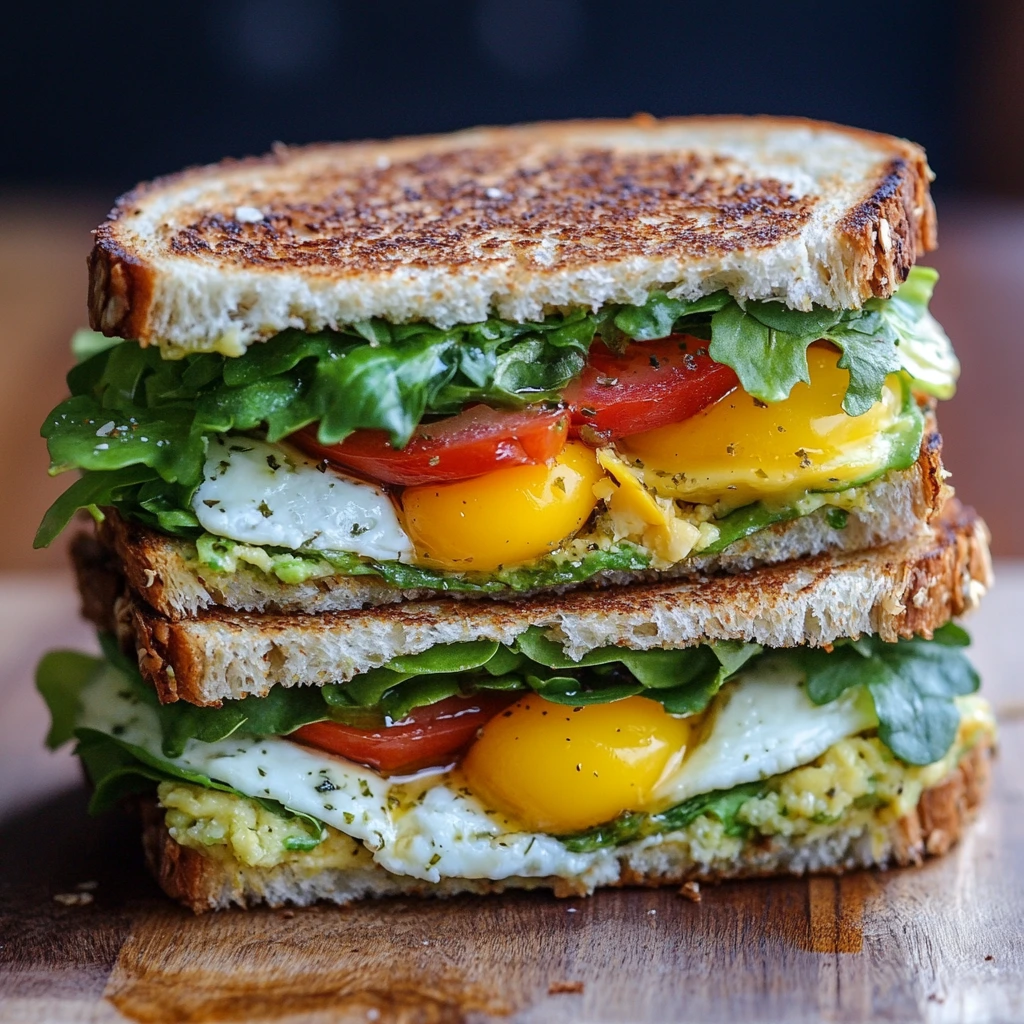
594 448 702 563
619 346 907 508
400 442 603 572
462 695 692 833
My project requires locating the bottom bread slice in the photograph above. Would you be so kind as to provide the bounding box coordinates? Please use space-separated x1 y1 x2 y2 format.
141 741 992 914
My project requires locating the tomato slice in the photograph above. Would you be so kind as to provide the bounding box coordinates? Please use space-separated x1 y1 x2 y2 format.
289 692 517 773
291 405 569 486
564 335 739 442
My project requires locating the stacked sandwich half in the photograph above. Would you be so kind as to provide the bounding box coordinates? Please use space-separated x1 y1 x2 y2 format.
38 118 995 912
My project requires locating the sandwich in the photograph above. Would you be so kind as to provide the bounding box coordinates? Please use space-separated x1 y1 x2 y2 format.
36 117 995 912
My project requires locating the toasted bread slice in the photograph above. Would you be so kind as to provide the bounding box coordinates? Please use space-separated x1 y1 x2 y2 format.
142 740 991 913
90 116 936 353
78 502 989 707
93 435 946 620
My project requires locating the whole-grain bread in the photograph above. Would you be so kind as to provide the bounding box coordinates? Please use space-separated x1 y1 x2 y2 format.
79 502 990 707
140 740 992 913
89 116 936 354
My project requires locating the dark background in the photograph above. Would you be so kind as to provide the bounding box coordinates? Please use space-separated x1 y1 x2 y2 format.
2 0 1021 198
1 0 1022 570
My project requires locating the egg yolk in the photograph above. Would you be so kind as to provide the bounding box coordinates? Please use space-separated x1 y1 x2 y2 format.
400 442 604 572
461 695 692 833
619 345 907 508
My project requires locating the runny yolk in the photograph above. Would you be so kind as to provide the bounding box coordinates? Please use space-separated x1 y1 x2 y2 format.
400 442 603 572
618 345 907 508
461 695 692 833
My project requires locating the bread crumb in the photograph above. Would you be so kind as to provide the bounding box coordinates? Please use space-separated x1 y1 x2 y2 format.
548 980 584 995
679 881 702 902
54 892 93 906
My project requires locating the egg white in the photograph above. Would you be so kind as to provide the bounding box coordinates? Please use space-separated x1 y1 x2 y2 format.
652 659 878 807
77 658 879 886
193 435 412 561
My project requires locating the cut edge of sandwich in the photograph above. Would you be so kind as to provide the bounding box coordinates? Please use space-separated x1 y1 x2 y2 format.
140 739 992 914
83 500 990 707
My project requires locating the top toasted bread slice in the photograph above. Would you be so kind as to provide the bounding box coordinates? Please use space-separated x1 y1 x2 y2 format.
89 116 936 354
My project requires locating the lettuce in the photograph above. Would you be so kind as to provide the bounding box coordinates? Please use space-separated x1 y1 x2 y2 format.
37 271 953 548
787 622 979 765
36 650 326 847
703 267 955 416
41 631 762 761
42 625 975 772
560 782 764 853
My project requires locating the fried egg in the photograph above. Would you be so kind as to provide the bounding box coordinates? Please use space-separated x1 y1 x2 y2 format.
619 346 913 509
77 655 884 886
193 435 412 561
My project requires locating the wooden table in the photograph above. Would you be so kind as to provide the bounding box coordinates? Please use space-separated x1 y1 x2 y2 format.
1 568 1022 1024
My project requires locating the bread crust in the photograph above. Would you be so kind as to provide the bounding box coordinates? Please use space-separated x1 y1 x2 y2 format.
140 741 992 914
94 428 945 621
88 116 936 351
85 501 989 707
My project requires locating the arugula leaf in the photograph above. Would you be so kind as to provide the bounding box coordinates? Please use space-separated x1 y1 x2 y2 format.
790 623 979 765
157 685 331 759
43 395 206 484
33 465 164 549
825 320 902 416
386 641 502 675
511 628 760 714
708 267 951 415
708 303 813 403
864 267 958 399
610 292 730 341
36 652 327 844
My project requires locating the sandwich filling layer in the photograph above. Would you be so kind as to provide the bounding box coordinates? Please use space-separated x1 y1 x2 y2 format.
38 268 955 592
40 623 990 887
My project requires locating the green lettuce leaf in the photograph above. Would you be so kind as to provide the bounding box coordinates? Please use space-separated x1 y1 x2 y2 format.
36 650 98 748
560 781 765 853
512 629 761 714
34 466 163 549
704 268 953 415
35 653 326 846
787 622 978 765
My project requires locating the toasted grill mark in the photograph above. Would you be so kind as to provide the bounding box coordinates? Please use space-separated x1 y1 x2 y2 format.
840 158 937 296
841 160 910 234
162 147 816 276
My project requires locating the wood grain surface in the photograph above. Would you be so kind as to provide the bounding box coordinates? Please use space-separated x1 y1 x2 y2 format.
0 568 1022 1024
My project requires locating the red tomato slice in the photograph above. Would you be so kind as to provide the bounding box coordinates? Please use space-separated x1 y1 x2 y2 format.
291 405 569 486
289 692 517 773
564 335 739 442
